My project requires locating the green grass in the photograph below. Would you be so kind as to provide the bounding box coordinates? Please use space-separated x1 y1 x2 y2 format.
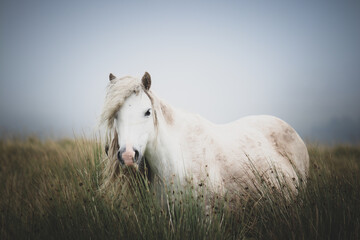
0 137 359 239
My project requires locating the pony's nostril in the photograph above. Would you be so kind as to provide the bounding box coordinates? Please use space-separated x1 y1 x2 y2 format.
117 151 124 165
134 150 139 161
105 144 109 156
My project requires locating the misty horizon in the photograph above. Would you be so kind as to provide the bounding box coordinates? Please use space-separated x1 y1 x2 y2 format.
1 0 360 143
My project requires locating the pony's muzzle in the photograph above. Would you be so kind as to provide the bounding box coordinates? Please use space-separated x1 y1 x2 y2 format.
117 146 140 167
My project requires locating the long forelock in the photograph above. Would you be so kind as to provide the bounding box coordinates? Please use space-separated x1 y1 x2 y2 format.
100 76 142 129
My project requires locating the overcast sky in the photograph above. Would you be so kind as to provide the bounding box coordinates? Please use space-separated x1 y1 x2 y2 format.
1 0 360 143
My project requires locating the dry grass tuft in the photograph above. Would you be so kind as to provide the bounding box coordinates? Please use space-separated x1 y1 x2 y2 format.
0 138 359 239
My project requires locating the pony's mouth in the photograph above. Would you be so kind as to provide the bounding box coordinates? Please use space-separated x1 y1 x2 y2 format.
122 156 145 172
126 156 141 170
121 157 151 182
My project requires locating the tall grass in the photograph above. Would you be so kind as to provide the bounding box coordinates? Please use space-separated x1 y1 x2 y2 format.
0 138 359 239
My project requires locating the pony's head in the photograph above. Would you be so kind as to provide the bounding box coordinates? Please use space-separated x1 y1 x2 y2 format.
100 72 157 173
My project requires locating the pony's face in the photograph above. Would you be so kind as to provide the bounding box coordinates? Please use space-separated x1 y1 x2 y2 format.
113 73 154 168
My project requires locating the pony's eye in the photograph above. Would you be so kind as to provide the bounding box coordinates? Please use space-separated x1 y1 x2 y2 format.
145 109 151 117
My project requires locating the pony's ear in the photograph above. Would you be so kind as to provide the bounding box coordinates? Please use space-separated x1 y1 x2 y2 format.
141 72 151 90
109 73 116 81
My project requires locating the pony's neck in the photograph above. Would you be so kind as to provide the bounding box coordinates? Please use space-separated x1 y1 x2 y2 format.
145 94 190 183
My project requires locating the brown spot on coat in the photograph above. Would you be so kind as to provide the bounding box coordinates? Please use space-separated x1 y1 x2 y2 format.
215 150 227 163
160 102 174 125
282 127 295 142
270 131 285 157
270 130 294 160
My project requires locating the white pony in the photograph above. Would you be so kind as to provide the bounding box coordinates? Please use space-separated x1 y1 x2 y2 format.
100 72 309 197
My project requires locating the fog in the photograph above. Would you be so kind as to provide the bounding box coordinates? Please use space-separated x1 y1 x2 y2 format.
1 0 360 143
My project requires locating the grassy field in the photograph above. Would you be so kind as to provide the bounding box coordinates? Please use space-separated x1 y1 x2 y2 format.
0 137 359 239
